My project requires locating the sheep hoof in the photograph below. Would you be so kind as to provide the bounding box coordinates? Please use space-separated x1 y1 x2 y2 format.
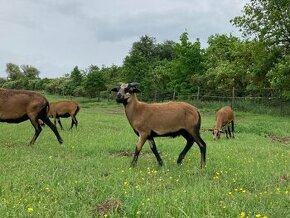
130 161 137 168
176 158 183 165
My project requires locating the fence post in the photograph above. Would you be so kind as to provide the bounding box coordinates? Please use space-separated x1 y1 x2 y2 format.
196 86 200 100
280 89 283 116
231 87 235 108
173 88 176 100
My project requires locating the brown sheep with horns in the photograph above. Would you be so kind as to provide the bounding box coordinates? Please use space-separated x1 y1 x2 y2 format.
111 82 207 168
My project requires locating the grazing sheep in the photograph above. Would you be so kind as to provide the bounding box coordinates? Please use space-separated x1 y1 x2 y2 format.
111 82 206 168
211 106 235 139
0 88 63 145
48 100 80 130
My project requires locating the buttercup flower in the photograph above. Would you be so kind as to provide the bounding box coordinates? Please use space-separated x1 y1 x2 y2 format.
27 207 33 213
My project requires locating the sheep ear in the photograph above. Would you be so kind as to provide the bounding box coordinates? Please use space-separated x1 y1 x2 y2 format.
111 87 118 92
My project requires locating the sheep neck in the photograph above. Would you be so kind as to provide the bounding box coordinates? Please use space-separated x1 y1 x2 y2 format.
124 94 140 125
215 116 223 130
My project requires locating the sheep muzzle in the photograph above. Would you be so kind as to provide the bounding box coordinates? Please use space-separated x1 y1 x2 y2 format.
115 93 128 104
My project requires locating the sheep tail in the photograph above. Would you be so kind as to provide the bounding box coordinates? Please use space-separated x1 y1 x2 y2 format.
46 104 50 114
196 110 202 132
75 104 80 115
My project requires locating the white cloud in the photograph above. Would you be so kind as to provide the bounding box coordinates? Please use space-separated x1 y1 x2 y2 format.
0 0 248 78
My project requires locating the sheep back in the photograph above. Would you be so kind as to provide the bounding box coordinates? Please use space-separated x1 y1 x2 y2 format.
48 101 80 118
215 106 234 127
127 101 201 136
0 89 47 122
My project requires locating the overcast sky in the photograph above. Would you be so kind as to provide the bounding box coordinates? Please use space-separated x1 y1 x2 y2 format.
0 0 248 78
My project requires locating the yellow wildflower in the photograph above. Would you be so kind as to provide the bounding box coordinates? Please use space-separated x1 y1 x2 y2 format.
27 207 33 213
240 211 246 217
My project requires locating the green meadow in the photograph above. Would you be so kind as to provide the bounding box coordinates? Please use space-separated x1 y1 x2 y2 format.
0 96 289 217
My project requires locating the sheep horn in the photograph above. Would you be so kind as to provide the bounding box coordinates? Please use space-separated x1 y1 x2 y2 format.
129 82 140 87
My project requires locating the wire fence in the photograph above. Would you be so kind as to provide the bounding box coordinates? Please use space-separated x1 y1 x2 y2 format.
103 87 290 116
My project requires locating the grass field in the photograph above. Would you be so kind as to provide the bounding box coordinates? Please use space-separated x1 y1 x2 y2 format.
0 95 289 217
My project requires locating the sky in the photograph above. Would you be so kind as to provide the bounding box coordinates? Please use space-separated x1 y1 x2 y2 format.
0 0 248 78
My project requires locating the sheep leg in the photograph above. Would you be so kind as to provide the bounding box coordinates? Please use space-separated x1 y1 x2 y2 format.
57 118 64 130
70 116 78 129
224 126 229 138
177 136 193 165
29 119 42 145
70 118 74 129
227 125 232 138
53 117 57 126
147 137 163 166
231 121 235 138
194 135 207 168
42 117 63 144
131 134 147 167
74 117 78 127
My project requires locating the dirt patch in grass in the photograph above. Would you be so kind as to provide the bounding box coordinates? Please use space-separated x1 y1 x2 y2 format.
269 134 290 144
109 150 160 157
276 175 290 185
109 150 132 157
92 199 123 216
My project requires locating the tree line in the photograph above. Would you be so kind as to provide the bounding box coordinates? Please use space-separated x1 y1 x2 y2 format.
1 0 289 100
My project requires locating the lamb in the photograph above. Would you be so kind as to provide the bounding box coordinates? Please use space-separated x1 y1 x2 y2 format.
48 100 80 130
211 106 235 139
0 88 63 145
111 82 206 168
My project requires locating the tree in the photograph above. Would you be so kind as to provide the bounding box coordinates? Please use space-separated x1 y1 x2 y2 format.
70 66 83 87
21 65 40 79
231 0 290 53
267 55 290 92
141 60 172 101
123 35 157 83
170 32 204 93
0 77 6 86
155 40 176 61
6 63 24 80
204 34 249 94
99 64 123 89
83 65 106 98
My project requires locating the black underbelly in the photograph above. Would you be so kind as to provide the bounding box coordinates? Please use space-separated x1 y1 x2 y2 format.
133 129 188 138
0 115 29 123
56 113 70 118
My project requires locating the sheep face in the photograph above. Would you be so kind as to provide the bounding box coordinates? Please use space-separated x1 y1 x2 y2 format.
213 128 221 140
111 83 140 104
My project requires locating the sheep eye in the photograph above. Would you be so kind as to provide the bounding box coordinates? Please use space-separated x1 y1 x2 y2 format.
125 88 133 94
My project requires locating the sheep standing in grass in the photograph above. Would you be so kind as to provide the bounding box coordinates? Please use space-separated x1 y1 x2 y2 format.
48 100 80 130
0 88 63 145
212 106 235 139
111 82 207 168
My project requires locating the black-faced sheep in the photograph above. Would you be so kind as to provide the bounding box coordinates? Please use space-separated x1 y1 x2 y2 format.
0 88 63 145
211 106 235 139
111 82 206 168
48 100 80 130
